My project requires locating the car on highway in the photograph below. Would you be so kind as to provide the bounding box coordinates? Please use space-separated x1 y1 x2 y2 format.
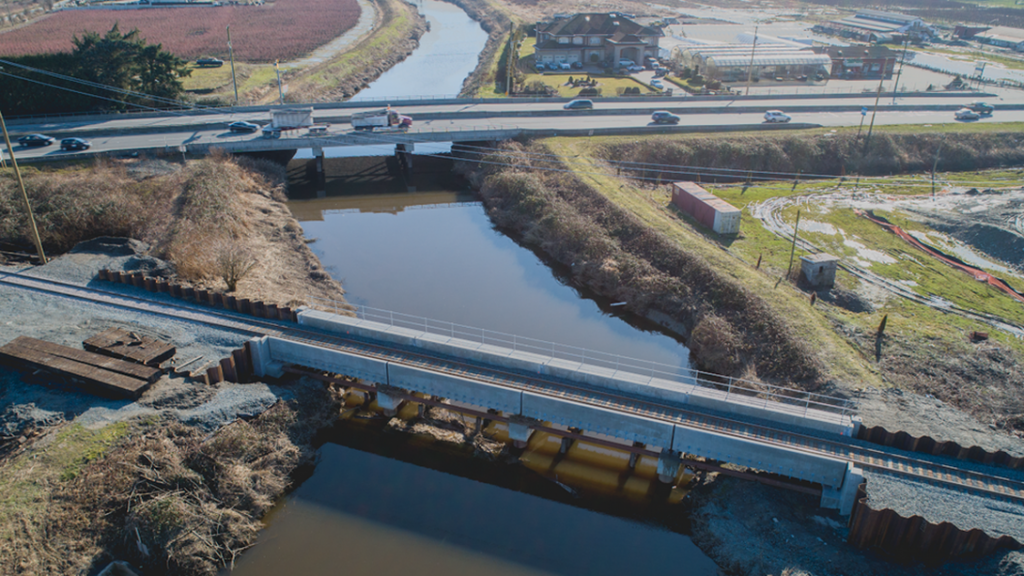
17 134 55 147
196 57 224 68
60 137 91 151
967 101 994 115
763 110 791 123
651 110 680 124
954 108 981 121
228 121 261 133
563 99 593 110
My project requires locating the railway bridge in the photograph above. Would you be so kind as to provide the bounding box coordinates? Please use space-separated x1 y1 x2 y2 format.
2 268 1024 550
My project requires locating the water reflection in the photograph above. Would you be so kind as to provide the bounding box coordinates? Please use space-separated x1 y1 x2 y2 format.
226 433 717 576
289 185 690 369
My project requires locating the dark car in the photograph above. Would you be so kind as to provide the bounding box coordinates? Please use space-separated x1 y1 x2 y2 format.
196 58 224 68
229 121 261 133
651 110 680 124
968 101 994 115
18 134 55 147
60 137 91 151
563 99 593 110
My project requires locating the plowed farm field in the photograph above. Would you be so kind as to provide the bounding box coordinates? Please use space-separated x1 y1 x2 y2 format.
0 0 360 62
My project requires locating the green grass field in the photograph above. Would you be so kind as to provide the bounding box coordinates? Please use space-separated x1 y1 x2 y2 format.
521 73 657 97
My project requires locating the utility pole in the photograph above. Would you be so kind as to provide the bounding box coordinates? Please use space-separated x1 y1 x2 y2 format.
891 39 909 104
506 22 514 96
744 25 759 96
863 57 889 154
786 209 801 280
275 60 284 105
227 25 239 106
0 107 47 264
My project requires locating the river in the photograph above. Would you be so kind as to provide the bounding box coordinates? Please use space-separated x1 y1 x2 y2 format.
226 2 711 574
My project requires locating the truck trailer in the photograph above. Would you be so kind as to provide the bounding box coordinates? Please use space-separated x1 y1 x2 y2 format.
350 108 413 131
262 108 315 138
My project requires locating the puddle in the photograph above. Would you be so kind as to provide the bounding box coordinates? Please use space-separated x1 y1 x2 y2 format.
799 219 837 235
843 238 896 265
907 230 1021 278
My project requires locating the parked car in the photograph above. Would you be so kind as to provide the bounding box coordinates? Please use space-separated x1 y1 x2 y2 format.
764 110 791 123
17 134 54 147
563 99 594 110
618 59 635 68
559 62 572 70
196 57 224 68
651 110 680 124
572 61 583 69
954 108 981 120
967 101 994 114
536 62 546 71
60 137 91 151
654 67 668 78
650 79 664 89
627 64 644 73
229 121 261 133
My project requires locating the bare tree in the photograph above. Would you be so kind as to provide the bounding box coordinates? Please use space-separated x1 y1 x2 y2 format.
215 239 258 293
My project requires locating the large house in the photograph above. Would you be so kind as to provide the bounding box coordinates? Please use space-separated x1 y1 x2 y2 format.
533 13 663 66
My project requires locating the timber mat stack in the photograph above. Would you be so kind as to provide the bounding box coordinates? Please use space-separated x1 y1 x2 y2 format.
96 269 293 386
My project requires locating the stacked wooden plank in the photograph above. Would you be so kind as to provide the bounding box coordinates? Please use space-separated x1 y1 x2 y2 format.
0 336 161 400
83 328 176 367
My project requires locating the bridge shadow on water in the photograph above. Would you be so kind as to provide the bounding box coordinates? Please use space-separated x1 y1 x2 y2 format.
229 419 719 576
286 154 468 203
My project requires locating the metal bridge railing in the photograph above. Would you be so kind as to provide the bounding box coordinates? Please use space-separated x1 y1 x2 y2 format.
307 300 857 421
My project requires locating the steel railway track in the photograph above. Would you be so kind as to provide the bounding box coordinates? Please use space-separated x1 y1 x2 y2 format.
2 269 1023 503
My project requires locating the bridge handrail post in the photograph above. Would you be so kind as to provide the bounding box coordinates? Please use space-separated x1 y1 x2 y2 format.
804 395 811 417
725 378 732 401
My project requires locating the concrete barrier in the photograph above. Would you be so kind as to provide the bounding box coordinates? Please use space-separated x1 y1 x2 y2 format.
671 424 848 489
385 363 521 414
266 337 388 383
297 309 855 436
521 391 675 447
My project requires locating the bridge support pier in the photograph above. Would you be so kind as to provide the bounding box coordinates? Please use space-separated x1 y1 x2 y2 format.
629 442 645 470
657 448 682 484
820 463 865 516
508 415 537 449
312 145 326 186
377 384 407 417
248 336 283 378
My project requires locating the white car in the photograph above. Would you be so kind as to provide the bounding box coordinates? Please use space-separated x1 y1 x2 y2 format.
764 110 791 123
618 59 635 68
559 62 572 70
650 79 664 89
954 108 981 121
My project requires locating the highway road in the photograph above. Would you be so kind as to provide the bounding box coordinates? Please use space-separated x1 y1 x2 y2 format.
5 94 1024 161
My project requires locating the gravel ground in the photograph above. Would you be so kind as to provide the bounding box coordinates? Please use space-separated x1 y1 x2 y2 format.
0 243 292 436
864 469 1024 544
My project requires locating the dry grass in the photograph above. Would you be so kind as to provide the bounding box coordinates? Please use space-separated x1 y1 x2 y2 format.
0 382 341 576
462 141 824 387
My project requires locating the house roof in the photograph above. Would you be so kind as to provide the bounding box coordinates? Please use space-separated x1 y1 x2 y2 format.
812 45 896 60
537 13 663 38
856 9 920 25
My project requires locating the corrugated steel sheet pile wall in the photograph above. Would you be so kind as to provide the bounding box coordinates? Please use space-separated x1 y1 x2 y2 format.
848 485 1021 561
670 182 741 235
859 425 1024 471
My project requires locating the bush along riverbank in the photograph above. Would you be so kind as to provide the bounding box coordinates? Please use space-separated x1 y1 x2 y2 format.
455 141 825 388
442 0 514 97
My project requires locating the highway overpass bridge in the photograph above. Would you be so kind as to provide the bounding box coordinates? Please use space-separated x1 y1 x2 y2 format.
5 90 1021 167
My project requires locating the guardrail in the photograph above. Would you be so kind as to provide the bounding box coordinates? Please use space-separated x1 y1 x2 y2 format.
309 300 856 420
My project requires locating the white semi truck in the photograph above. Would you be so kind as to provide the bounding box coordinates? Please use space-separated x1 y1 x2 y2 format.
262 108 327 138
350 108 413 131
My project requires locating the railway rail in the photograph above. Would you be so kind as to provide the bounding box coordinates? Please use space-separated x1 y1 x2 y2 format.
2 268 1023 504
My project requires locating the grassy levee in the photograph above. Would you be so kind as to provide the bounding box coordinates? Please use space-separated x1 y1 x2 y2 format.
443 0 515 97
182 0 427 105
276 0 426 103
461 125 1024 402
509 125 1024 430
461 142 830 388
